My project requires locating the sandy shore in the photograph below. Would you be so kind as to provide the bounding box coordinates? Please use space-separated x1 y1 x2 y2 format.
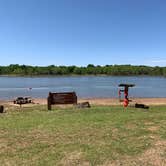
1 97 166 106
79 98 166 106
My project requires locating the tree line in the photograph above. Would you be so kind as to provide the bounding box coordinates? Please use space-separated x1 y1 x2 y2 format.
0 64 166 76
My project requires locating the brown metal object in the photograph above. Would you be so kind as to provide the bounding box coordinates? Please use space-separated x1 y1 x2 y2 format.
47 92 77 110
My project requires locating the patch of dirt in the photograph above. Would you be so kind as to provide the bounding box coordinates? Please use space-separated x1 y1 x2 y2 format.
137 140 166 166
59 151 90 166
102 139 166 166
111 128 119 139
125 123 137 130
0 158 16 166
144 122 154 125
148 126 160 132
0 139 8 153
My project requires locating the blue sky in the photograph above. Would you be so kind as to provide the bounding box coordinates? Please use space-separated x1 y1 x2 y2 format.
0 0 166 66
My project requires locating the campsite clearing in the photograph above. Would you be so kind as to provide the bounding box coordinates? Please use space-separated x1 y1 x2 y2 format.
0 105 166 165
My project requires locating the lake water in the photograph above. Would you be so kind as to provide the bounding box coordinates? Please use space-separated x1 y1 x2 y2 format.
0 76 166 100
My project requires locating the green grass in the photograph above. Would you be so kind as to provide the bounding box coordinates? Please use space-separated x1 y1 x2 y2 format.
0 105 166 165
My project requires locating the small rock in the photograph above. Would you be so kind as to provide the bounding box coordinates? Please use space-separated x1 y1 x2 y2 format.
75 102 91 108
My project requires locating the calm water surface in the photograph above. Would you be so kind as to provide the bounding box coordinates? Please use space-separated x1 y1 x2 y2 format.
0 76 166 99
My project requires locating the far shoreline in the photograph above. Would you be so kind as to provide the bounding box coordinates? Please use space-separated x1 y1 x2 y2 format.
0 74 166 78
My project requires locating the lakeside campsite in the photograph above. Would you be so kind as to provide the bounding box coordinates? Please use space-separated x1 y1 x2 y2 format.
0 84 166 165
1 0 166 165
0 75 166 166
0 97 166 165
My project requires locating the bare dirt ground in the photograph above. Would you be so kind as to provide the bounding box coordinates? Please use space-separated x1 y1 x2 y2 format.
79 98 166 106
1 97 166 107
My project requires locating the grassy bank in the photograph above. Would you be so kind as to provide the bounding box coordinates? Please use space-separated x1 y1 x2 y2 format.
0 105 166 165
